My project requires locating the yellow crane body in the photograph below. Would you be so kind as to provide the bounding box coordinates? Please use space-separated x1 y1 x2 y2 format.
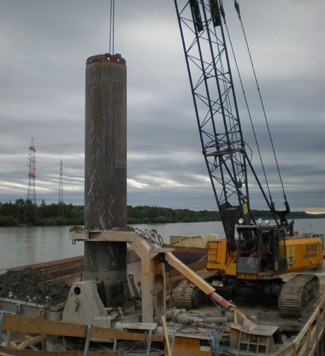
207 235 323 278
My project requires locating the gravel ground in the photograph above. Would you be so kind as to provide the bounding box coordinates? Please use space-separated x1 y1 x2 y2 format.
0 267 69 305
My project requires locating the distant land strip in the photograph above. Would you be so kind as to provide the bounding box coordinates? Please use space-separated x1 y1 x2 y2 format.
0 200 324 227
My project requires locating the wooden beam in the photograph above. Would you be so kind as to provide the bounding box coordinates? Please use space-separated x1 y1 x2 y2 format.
17 334 46 350
2 314 164 343
0 350 115 355
161 316 171 356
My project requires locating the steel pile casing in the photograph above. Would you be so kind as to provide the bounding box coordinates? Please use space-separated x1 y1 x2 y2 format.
84 54 127 307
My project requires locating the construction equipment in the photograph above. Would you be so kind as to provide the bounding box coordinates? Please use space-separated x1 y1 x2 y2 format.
173 0 323 316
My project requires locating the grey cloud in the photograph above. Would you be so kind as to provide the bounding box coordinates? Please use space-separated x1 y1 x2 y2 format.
0 0 324 213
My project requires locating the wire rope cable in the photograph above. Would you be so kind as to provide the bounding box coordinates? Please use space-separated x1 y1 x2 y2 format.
109 0 115 54
234 0 288 204
222 9 273 202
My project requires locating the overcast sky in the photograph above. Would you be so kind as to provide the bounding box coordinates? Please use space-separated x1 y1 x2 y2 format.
0 0 324 214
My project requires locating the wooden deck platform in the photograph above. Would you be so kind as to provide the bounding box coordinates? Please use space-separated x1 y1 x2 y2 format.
0 252 324 355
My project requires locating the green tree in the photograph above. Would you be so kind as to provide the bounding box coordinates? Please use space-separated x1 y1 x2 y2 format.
0 215 18 226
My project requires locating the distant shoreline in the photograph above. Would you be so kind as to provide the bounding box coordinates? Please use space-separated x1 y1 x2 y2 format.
0 201 324 227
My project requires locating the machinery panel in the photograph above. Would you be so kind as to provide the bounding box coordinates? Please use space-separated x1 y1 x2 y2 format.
286 237 323 271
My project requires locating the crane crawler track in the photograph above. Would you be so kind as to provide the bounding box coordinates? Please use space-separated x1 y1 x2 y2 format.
172 279 205 310
278 274 320 318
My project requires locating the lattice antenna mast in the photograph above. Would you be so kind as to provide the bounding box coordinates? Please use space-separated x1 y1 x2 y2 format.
26 138 37 204
58 160 64 204
57 159 64 216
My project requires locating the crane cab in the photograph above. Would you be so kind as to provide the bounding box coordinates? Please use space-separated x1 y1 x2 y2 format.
236 225 288 276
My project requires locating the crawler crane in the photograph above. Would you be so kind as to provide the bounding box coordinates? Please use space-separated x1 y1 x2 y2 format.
172 0 323 317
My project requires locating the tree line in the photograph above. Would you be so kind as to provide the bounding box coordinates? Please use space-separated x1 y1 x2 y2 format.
0 200 219 227
0 199 83 227
0 200 323 227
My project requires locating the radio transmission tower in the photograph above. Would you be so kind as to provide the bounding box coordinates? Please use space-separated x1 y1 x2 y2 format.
26 138 37 204
58 159 64 216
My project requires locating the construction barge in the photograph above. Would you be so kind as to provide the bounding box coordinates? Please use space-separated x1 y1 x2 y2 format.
1 1 324 354
0 232 324 356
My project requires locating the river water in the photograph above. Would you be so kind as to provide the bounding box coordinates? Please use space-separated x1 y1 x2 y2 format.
0 219 324 271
